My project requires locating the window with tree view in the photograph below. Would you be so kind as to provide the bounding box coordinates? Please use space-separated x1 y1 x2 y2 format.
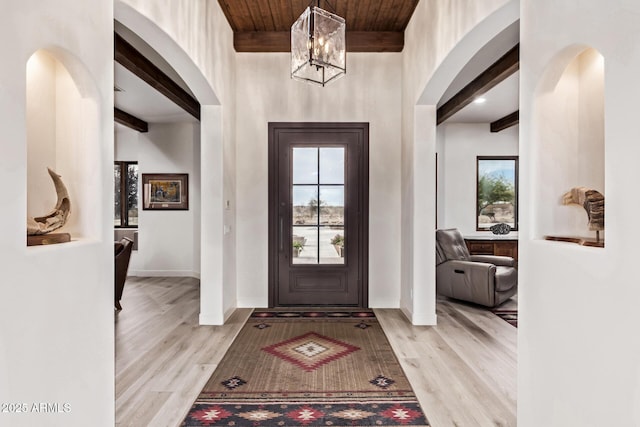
291 147 345 265
477 156 518 231
115 161 138 227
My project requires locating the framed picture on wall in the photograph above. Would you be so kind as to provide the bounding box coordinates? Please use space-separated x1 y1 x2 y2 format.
142 173 189 210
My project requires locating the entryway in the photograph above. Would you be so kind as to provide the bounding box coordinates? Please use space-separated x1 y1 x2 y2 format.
268 122 369 306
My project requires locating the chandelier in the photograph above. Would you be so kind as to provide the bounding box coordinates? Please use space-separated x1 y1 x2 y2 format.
291 0 346 86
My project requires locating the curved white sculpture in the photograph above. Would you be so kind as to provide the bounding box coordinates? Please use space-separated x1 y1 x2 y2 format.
27 168 71 235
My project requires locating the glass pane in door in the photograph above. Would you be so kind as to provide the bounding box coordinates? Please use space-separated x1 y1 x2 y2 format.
293 186 318 226
320 147 344 184
292 226 317 264
293 148 318 184
292 146 345 265
321 226 344 264
319 186 344 225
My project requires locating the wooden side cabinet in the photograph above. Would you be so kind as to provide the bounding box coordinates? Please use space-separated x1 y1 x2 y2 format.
465 238 518 261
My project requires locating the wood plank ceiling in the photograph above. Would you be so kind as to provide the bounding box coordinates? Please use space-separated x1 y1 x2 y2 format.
217 0 420 52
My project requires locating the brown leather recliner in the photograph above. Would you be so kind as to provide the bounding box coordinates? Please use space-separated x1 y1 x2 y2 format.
115 237 134 310
436 228 517 307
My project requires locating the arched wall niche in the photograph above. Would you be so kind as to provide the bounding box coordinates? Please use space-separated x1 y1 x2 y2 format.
532 46 605 245
26 48 102 243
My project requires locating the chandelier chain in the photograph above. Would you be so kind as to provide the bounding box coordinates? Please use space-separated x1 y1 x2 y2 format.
307 0 337 14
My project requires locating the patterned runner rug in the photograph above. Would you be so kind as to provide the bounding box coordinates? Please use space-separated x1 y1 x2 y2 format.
181 310 429 426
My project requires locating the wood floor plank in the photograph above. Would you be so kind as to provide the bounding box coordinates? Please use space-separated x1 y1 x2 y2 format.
378 306 516 426
379 311 496 426
146 364 218 427
435 303 517 403
116 391 171 427
116 278 516 426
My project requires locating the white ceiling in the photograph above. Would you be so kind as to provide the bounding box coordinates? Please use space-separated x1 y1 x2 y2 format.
439 21 520 124
114 21 196 126
443 72 519 123
115 63 195 124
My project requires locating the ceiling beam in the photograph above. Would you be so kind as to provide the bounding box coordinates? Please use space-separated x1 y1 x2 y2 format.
234 31 289 52
114 32 200 121
490 111 519 133
437 44 519 125
347 31 404 52
115 107 148 133
233 31 404 53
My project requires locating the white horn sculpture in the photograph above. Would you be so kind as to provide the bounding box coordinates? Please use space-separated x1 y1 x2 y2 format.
27 168 71 235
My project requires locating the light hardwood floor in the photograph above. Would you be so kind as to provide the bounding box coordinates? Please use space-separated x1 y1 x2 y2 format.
115 277 516 427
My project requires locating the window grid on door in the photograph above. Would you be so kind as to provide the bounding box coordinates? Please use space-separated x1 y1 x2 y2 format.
291 147 345 265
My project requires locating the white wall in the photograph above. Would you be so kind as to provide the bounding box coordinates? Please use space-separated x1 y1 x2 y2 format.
26 52 57 219
0 1 113 426
115 126 140 160
520 1 640 425
55 59 103 240
438 123 519 235
401 0 514 324
235 53 402 308
115 123 201 277
138 122 200 276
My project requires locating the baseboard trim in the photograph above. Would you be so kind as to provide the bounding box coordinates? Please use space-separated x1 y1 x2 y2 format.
223 305 236 322
400 305 413 323
411 311 437 326
200 306 239 326
199 312 224 325
400 305 437 326
129 270 198 278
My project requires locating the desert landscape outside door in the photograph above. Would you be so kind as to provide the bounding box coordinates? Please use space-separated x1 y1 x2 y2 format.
268 123 369 306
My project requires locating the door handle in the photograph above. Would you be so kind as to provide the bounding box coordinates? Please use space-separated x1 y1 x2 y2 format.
279 216 284 252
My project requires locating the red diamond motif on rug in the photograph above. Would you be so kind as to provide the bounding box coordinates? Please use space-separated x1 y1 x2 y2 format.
331 408 377 420
237 409 282 422
262 331 360 372
287 405 325 425
380 404 424 425
189 405 233 425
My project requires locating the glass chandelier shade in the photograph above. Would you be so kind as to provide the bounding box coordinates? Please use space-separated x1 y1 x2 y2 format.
291 5 346 86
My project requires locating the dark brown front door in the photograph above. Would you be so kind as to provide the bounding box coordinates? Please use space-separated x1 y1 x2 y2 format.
268 123 369 307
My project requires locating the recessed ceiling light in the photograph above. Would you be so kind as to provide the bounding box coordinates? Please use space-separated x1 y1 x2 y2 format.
473 97 487 104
